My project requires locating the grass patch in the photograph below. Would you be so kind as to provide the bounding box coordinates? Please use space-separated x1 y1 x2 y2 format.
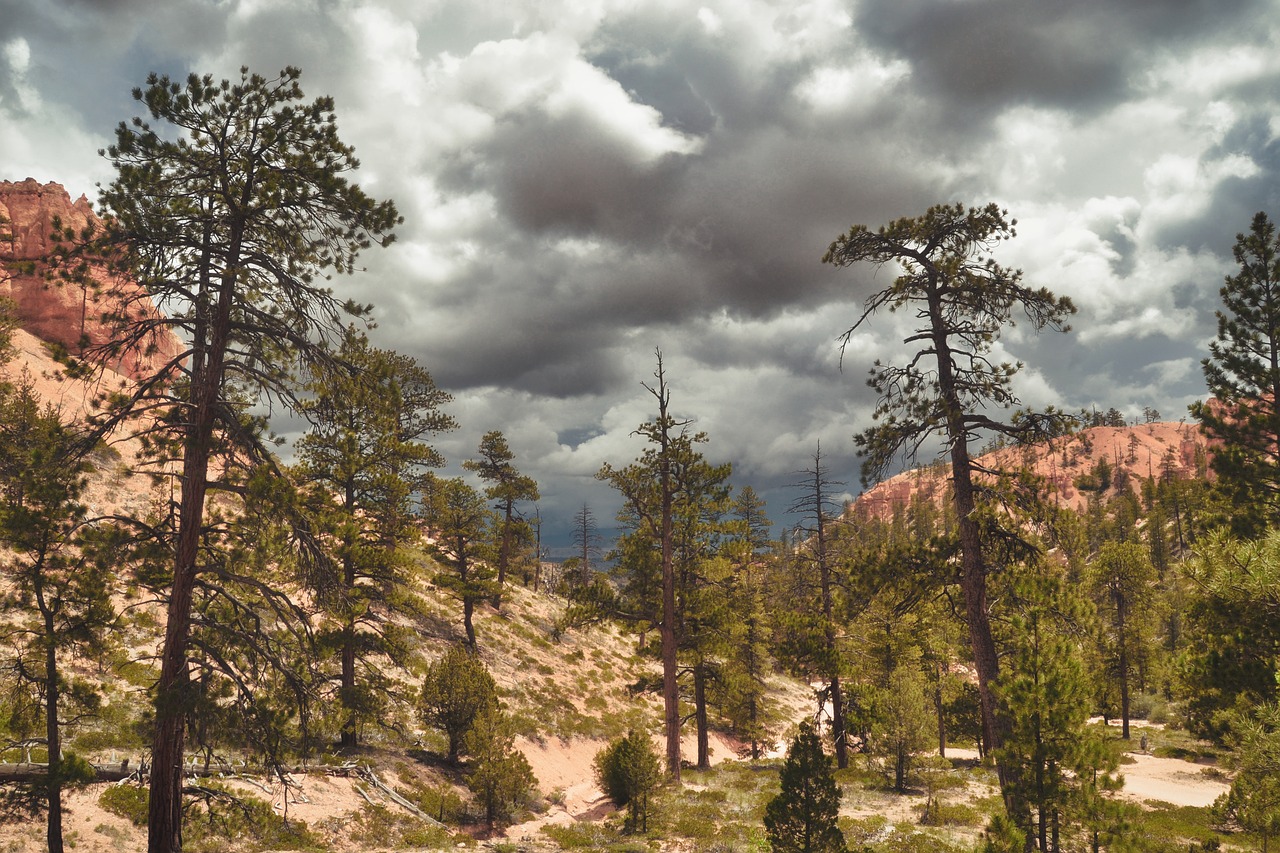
1124 802 1228 852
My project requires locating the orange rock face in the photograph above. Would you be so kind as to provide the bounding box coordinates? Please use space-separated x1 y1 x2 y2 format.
0 178 183 380
852 421 1211 522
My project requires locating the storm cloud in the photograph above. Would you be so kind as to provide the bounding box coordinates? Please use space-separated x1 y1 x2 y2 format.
3 0 1279 548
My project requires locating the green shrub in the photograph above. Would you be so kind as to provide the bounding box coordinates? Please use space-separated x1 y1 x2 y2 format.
99 784 148 826
334 803 455 850
918 800 982 826
1130 692 1172 723
541 823 608 848
183 783 318 852
594 729 662 833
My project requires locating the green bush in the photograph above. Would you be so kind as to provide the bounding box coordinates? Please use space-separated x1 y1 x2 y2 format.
917 800 982 826
1129 692 1172 723
841 814 890 845
420 646 499 762
99 784 148 826
182 783 318 852
594 729 662 833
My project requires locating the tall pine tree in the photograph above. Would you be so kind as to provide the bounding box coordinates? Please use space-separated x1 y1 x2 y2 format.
824 202 1075 823
84 67 399 853
463 430 538 605
1192 211 1280 538
294 327 453 748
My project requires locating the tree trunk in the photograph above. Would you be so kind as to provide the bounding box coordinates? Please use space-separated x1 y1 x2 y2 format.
816 498 847 769
43 592 64 853
149 435 214 853
0 763 137 783
830 675 847 768
936 666 947 758
463 596 476 647
150 233 237 853
1117 593 1131 740
932 287 1023 826
494 501 513 608
659 377 681 783
339 623 357 749
340 532 358 750
694 664 710 770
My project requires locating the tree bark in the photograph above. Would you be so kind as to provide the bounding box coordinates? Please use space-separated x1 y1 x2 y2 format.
149 216 240 853
42 582 64 853
694 663 710 770
1117 593 1131 740
930 284 1025 831
815 475 847 769
340 490 358 749
657 363 681 783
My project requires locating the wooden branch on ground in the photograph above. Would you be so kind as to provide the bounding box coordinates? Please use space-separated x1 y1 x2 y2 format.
0 762 136 783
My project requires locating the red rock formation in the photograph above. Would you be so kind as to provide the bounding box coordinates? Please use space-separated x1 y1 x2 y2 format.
0 178 182 380
852 421 1211 522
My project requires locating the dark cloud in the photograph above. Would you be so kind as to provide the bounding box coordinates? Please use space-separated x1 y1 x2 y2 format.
1152 113 1280 254
857 0 1265 119
467 109 690 239
590 47 718 137
5 0 1280 547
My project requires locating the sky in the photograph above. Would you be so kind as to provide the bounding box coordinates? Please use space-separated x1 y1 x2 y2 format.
3 0 1280 553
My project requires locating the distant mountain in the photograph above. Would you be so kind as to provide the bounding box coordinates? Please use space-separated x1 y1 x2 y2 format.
851 420 1210 521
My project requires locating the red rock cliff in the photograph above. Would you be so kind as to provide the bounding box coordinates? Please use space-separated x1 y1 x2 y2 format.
852 421 1210 522
0 178 182 380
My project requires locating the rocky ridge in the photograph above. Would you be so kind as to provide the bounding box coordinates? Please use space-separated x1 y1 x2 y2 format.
851 420 1209 521
0 178 182 381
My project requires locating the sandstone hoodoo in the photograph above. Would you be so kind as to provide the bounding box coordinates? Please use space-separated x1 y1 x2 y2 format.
0 178 182 380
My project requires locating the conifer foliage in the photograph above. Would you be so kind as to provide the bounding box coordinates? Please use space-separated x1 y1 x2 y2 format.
463 430 539 604
824 202 1075 822
294 327 454 748
419 645 498 763
90 66 400 853
0 376 113 853
763 722 844 853
1192 211 1280 537
594 729 662 833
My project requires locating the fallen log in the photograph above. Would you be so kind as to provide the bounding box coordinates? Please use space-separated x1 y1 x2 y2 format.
0 762 135 783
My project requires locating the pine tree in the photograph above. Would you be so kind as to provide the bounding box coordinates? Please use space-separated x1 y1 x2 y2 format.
1192 211 1280 538
420 645 498 763
425 477 496 647
786 444 849 767
593 729 662 833
717 486 775 759
995 562 1125 851
564 503 601 590
463 430 538 605
464 703 537 827
596 351 732 780
824 202 1075 823
1181 530 1280 742
1214 703 1280 851
80 67 399 853
0 375 114 853
294 326 453 748
871 665 935 793
1088 541 1157 740
763 722 845 853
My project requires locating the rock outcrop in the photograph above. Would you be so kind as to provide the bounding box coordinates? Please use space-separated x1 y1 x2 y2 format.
0 178 182 380
852 421 1210 522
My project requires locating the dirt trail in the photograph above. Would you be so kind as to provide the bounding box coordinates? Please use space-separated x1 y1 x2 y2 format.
1116 751 1227 808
